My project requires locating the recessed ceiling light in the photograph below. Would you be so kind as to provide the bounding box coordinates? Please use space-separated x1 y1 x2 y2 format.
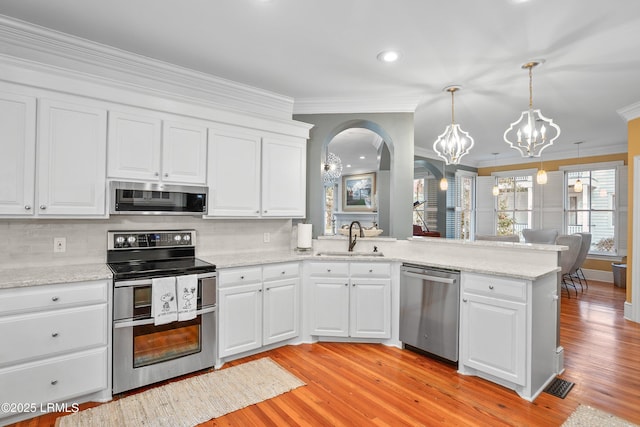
346 164 352 168
377 50 400 63
359 156 366 159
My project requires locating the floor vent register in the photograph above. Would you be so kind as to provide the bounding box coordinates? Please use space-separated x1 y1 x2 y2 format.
544 377 575 399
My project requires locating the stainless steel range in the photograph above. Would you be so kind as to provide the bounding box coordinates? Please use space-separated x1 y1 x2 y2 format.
107 229 217 394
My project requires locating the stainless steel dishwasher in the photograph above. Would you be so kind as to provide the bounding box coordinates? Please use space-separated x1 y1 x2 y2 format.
400 263 460 362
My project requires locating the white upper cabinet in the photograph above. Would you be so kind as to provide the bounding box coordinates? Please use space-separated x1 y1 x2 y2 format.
0 92 36 216
107 110 207 185
261 137 306 217
207 130 261 216
37 98 108 216
207 128 306 218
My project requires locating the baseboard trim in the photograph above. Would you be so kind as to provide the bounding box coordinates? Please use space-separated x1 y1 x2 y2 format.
582 268 613 283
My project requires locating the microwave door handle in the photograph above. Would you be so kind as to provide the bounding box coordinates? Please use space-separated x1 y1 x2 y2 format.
113 305 216 328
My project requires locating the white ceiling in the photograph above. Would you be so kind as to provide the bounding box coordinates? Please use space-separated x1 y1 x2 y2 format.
1 0 639 167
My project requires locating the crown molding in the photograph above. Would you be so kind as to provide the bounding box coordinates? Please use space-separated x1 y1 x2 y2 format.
0 14 294 119
618 101 640 122
293 96 420 115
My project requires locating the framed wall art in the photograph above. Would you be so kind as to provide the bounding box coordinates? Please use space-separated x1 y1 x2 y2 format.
342 172 376 212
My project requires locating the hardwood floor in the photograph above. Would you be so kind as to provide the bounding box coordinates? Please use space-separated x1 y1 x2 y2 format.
9 280 640 426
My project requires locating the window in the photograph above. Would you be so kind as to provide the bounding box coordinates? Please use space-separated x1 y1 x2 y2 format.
454 171 475 240
495 175 533 237
565 168 617 255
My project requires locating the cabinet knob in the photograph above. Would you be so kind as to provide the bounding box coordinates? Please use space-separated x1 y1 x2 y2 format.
263 210 267 213
369 269 373 273
51 332 59 337
256 210 260 214
463 298 468 303
164 173 169 178
281 271 285 275
51 296 59 302
40 205 46 210
259 289 263 292
352 283 356 287
51 380 58 385
155 172 160 177
24 205 31 210
488 285 494 290
240 276 244 279
345 283 348 287
266 288 270 291
327 269 331 273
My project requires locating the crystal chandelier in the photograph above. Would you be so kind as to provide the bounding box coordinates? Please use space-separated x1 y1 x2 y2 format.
504 60 560 158
433 85 474 165
322 151 342 186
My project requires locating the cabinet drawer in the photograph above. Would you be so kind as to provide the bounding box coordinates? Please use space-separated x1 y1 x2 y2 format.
350 262 391 278
0 280 108 316
308 262 349 277
0 347 107 418
463 273 527 301
218 267 262 287
0 305 107 367
263 262 299 281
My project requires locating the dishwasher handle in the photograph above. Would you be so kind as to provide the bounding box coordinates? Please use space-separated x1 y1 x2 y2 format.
401 270 456 284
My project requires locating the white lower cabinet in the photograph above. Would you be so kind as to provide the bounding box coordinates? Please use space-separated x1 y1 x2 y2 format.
218 263 300 359
458 271 558 401
308 262 391 339
0 280 111 423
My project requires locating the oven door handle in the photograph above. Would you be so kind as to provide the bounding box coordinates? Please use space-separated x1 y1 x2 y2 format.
114 272 217 288
113 305 216 328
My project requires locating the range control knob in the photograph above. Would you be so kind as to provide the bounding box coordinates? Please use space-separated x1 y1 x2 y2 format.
115 236 125 246
182 234 191 243
174 235 182 243
127 236 136 245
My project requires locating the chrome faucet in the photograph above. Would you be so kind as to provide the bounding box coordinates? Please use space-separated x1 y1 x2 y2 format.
348 221 364 252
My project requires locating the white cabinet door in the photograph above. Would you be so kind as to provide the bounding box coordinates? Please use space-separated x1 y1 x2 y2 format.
218 283 263 357
37 98 107 216
207 130 261 216
460 293 526 385
107 110 162 181
0 92 36 216
162 121 207 184
261 137 306 217
263 277 299 345
349 278 391 338
308 277 349 337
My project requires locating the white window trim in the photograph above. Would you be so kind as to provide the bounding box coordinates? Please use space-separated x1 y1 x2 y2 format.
559 160 623 172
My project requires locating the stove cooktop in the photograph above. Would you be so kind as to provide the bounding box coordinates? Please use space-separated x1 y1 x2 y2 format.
108 257 216 281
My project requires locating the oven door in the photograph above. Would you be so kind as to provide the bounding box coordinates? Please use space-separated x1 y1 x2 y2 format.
112 273 216 394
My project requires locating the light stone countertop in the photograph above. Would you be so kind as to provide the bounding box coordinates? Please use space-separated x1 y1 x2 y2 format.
0 238 564 289
0 263 113 289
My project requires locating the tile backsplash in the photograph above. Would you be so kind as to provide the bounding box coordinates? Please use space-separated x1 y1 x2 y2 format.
0 217 295 268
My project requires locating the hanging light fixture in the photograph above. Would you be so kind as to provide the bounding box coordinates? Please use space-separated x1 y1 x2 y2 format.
537 158 548 185
439 163 448 191
574 142 583 193
504 60 560 158
433 85 474 165
322 151 342 186
491 153 499 196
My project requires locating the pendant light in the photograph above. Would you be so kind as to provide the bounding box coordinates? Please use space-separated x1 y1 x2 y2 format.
439 163 448 191
504 60 561 157
491 153 499 196
433 85 474 165
574 142 583 193
537 158 548 185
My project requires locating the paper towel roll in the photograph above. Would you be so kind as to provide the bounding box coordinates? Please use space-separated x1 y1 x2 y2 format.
297 223 313 249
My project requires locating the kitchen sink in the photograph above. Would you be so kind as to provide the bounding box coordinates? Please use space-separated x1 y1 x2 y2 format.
315 251 384 257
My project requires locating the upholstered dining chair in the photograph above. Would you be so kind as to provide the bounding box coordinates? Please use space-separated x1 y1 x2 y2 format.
556 234 583 298
522 228 559 244
475 234 520 242
569 232 592 292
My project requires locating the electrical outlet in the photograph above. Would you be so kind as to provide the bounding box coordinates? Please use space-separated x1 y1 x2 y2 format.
263 232 270 243
54 237 66 253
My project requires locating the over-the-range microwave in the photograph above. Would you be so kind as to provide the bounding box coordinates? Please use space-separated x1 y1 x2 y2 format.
110 181 207 215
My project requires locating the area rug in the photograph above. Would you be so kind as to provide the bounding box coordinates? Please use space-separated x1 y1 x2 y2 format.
562 404 639 427
56 357 305 427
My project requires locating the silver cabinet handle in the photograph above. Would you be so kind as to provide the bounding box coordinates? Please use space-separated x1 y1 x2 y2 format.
40 205 46 210
51 380 58 385
51 296 59 302
51 332 59 337
24 205 31 210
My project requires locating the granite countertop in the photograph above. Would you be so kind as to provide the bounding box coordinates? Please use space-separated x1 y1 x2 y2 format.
0 263 113 289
